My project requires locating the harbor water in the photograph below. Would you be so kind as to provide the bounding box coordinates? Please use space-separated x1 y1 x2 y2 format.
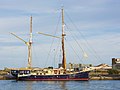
0 80 120 90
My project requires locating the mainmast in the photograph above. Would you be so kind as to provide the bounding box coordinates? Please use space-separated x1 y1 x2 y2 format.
61 8 66 69
28 16 32 68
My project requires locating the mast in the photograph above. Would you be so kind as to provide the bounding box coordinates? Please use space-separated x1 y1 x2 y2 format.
28 16 32 68
11 16 33 68
61 8 66 69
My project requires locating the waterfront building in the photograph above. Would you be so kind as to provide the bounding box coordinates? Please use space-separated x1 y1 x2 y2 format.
112 58 120 70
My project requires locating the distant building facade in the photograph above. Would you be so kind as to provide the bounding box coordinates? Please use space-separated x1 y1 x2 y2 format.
59 63 92 70
112 58 120 70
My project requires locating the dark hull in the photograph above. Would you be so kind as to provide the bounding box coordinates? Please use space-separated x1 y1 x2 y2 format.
17 72 89 81
18 78 89 81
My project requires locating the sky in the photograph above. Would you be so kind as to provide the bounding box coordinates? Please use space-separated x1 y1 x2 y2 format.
0 0 120 69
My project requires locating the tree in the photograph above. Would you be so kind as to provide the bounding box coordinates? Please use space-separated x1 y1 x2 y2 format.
107 69 119 75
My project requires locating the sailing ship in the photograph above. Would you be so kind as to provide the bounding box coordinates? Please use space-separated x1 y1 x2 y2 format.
11 8 89 81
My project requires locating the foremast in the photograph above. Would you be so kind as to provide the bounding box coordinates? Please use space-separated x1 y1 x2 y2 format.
28 16 32 68
61 8 66 69
11 16 33 68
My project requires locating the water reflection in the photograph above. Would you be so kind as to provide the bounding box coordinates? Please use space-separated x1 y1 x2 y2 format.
59 81 67 90
22 81 90 90
24 81 68 90
42 81 68 90
2 80 118 90
26 81 32 90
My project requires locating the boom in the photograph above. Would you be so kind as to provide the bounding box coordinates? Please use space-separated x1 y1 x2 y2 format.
38 32 61 39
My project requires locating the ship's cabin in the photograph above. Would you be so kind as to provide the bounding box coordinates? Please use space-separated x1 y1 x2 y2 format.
11 70 19 77
11 70 31 77
19 70 30 75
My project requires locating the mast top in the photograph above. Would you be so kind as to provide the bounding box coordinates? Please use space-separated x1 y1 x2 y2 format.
62 8 65 35
29 16 32 43
30 16 32 33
